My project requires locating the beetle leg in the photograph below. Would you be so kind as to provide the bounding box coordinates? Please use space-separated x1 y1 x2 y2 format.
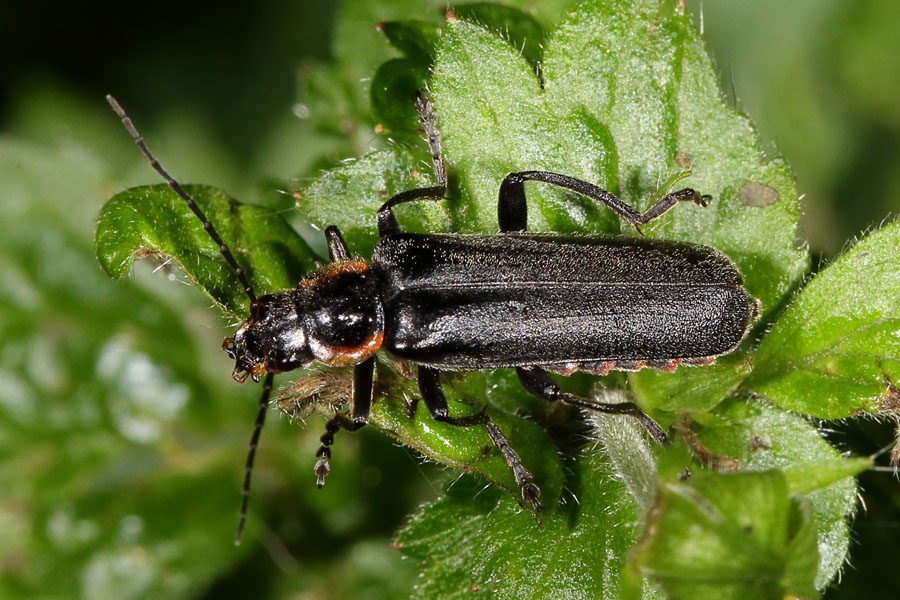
417 366 541 511
498 171 709 233
376 187 447 237
324 225 351 261
351 357 375 426
516 367 669 445
415 94 447 188
375 94 450 237
417 365 451 419
313 413 363 488
638 187 710 225
313 357 375 487
481 416 542 511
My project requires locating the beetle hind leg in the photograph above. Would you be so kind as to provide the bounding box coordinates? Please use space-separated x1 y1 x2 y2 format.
498 170 709 233
418 366 542 511
516 367 669 445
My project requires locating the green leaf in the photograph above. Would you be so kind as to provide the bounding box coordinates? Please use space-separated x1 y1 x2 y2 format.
628 471 820 600
396 449 644 600
675 400 862 589
630 352 752 414
750 219 900 418
377 20 441 61
371 58 432 133
96 184 316 318
452 3 547 69
296 148 448 256
333 0 444 107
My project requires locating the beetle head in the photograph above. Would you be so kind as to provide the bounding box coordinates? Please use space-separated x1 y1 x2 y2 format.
222 263 384 383
223 292 313 383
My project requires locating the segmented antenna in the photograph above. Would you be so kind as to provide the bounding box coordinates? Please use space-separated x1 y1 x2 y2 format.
108 95 271 544
106 94 257 305
414 93 447 188
235 370 274 545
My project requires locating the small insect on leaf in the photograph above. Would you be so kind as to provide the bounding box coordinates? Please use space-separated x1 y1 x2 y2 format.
102 84 758 547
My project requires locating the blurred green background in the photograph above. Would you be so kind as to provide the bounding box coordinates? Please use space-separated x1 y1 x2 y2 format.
1 0 898 598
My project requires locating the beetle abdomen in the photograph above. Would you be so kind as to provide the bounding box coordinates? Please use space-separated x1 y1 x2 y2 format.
373 234 757 370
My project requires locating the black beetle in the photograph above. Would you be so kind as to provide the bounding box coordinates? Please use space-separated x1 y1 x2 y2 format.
107 95 758 543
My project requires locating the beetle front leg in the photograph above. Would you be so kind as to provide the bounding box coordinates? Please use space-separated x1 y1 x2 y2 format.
516 367 669 445
417 366 541 510
313 413 363 487
498 171 709 233
324 226 351 261
313 357 375 486
351 357 375 426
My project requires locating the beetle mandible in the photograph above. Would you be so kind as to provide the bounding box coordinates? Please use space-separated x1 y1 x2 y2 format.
106 94 758 543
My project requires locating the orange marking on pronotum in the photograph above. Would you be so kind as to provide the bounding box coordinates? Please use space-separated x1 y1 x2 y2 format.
299 258 370 289
317 330 385 367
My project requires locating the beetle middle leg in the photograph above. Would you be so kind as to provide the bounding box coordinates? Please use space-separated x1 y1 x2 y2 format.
415 94 447 189
498 171 710 233
516 367 669 445
418 366 542 510
376 94 449 237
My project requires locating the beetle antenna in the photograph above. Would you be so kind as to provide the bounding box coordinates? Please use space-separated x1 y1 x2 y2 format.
414 92 446 188
235 370 274 545
106 94 257 304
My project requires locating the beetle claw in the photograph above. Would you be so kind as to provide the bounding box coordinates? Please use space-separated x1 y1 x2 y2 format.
523 482 542 511
314 452 331 487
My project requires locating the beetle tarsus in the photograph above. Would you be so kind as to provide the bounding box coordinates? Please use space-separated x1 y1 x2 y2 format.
632 410 670 446
483 416 542 512
314 451 331 487
415 93 447 188
313 413 364 488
